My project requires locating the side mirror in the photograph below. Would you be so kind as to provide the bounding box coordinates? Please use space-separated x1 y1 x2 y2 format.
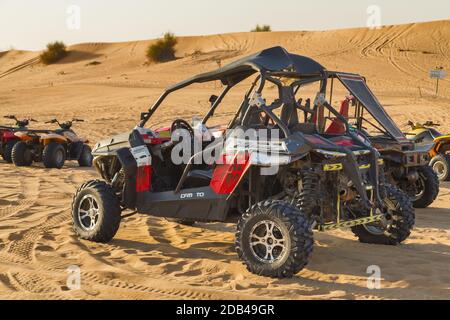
209 95 218 106
140 112 150 121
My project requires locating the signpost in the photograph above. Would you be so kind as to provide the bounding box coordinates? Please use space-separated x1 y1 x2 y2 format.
430 67 447 96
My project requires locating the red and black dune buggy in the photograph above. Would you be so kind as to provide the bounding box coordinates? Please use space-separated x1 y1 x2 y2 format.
72 47 414 278
0 115 37 163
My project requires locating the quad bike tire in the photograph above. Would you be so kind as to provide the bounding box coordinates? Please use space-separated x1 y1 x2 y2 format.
351 185 415 245
78 144 93 167
72 180 122 243
413 166 439 209
236 200 313 279
430 154 450 182
2 140 17 163
43 141 66 169
11 141 33 167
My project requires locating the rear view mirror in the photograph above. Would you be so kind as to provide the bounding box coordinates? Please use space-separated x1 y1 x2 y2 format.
209 95 218 106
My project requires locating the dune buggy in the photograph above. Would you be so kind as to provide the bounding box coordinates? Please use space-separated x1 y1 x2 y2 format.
312 74 439 208
72 47 414 278
405 121 450 181
0 115 37 163
12 118 92 169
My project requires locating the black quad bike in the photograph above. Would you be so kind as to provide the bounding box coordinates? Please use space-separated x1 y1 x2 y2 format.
0 115 37 163
12 118 92 169
72 47 414 278
314 75 439 209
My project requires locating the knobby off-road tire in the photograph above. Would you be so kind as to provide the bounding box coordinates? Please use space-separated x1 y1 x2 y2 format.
413 166 439 208
78 144 93 167
72 180 122 243
43 141 66 169
236 200 313 278
351 185 415 245
11 141 33 167
430 154 450 182
2 140 17 163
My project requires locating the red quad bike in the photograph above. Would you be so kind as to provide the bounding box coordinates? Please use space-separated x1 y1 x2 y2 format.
0 115 37 163
72 47 414 278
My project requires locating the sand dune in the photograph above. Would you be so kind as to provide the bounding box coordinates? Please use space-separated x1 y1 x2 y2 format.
0 20 449 300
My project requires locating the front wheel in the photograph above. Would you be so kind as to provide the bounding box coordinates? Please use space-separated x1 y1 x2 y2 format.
78 144 93 167
430 154 450 182
43 142 66 169
413 166 439 208
2 140 17 163
351 185 415 245
11 141 33 167
236 200 313 278
72 180 122 243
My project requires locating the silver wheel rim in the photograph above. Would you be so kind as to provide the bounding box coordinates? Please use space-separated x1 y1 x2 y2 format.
414 176 425 201
363 199 396 235
249 220 287 263
433 161 445 179
78 195 100 231
55 149 64 164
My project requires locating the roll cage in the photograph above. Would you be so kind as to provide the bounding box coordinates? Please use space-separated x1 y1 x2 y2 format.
138 47 357 142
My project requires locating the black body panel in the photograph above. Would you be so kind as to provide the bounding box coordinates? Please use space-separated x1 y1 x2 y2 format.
136 187 229 222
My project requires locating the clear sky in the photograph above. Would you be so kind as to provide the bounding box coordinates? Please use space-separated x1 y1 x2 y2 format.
0 0 449 51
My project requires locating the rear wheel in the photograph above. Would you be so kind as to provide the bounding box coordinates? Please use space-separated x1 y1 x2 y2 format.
351 185 415 245
11 141 33 167
43 142 66 169
430 154 450 181
2 140 17 163
236 200 313 278
413 166 439 208
72 180 122 243
78 144 93 167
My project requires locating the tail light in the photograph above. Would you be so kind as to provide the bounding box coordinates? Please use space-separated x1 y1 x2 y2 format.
136 165 152 192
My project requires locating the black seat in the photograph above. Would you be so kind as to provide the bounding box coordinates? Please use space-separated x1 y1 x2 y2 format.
184 169 213 188
187 169 213 181
289 123 317 134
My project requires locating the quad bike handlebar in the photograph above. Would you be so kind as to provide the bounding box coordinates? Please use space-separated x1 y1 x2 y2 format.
407 120 441 129
3 115 38 127
45 118 84 130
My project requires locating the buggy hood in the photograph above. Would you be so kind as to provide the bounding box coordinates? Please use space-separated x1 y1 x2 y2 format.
335 73 409 142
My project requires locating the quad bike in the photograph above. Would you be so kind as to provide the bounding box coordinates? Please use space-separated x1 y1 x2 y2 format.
405 121 450 181
12 118 92 169
316 76 439 209
0 115 37 163
72 47 414 279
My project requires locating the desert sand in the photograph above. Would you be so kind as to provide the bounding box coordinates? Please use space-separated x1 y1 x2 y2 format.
0 20 449 300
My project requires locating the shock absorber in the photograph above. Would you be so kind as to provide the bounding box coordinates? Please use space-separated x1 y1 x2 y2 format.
297 170 320 217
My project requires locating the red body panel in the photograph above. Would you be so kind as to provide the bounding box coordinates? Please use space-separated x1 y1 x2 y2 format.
210 152 251 195
136 166 152 192
0 129 19 145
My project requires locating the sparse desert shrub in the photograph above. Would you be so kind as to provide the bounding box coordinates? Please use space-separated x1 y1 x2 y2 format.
251 25 272 32
40 41 68 65
146 32 177 62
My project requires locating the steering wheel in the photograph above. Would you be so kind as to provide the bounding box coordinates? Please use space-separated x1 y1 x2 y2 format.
170 119 195 146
